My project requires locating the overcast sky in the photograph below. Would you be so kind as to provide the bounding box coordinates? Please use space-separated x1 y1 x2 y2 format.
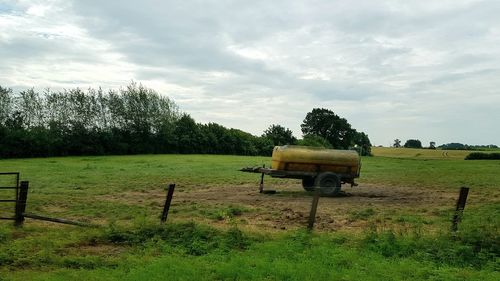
1 0 499 146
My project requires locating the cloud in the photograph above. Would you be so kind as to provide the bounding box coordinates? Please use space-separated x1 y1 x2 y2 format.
1 0 499 146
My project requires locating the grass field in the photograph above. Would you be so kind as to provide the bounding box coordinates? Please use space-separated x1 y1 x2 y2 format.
371 146 476 159
0 148 499 280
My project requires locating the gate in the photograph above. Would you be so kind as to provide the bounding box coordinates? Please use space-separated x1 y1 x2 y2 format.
1 172 91 227
0 172 19 222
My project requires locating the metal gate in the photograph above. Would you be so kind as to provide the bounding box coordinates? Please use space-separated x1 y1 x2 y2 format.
0 173 90 227
0 172 20 221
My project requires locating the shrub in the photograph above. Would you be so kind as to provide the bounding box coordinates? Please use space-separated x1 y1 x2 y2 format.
465 152 500 160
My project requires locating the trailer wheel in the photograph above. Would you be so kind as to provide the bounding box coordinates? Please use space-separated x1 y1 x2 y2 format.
302 177 315 192
314 172 341 196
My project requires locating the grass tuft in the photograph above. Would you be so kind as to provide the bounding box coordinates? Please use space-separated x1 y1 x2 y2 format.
99 222 256 255
349 207 376 221
362 207 499 270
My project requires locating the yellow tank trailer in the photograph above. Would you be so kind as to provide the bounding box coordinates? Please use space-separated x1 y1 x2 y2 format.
241 145 361 196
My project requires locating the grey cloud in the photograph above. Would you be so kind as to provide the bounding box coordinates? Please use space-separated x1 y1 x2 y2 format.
422 68 500 86
1 0 499 145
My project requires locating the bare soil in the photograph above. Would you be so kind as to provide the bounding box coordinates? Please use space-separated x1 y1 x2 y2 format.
181 182 458 231
100 180 464 232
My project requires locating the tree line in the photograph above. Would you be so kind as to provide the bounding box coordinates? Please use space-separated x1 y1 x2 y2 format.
392 139 498 150
0 83 372 158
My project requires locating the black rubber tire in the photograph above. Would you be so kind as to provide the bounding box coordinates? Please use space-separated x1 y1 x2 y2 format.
302 177 316 192
314 172 341 196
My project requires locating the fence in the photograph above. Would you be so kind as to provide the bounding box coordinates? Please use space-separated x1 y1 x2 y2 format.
0 173 30 226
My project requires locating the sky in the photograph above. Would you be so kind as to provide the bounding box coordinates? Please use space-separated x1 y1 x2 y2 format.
1 0 499 146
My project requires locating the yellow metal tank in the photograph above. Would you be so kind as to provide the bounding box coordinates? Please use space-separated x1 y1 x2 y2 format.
271 145 360 176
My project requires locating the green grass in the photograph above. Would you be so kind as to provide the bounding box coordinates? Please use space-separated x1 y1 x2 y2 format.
3 223 498 281
0 154 273 222
0 151 499 280
0 154 270 192
361 156 500 191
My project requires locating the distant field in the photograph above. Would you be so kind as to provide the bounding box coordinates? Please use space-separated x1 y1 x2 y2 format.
1 152 498 280
371 146 500 159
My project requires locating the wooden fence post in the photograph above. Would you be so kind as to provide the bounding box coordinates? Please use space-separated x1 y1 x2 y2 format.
161 184 176 224
451 186 469 233
307 187 321 230
14 181 29 227
259 165 265 193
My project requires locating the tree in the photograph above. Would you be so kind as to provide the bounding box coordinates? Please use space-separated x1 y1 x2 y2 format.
18 88 44 128
262 124 297 146
353 131 372 156
174 114 202 153
393 139 401 148
404 139 422 148
439 143 467 150
429 141 436 149
297 134 332 148
301 108 355 149
0 86 12 125
1 82 304 158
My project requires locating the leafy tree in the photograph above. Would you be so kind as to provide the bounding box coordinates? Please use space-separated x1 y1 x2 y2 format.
300 108 372 154
297 134 332 148
227 129 259 156
262 124 297 146
301 108 356 149
353 131 372 156
0 86 12 125
254 136 275 156
174 114 202 154
17 88 44 128
404 139 422 148
439 143 468 150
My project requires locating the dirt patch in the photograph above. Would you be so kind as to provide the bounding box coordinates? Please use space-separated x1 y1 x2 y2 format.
96 180 467 232
107 181 457 230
